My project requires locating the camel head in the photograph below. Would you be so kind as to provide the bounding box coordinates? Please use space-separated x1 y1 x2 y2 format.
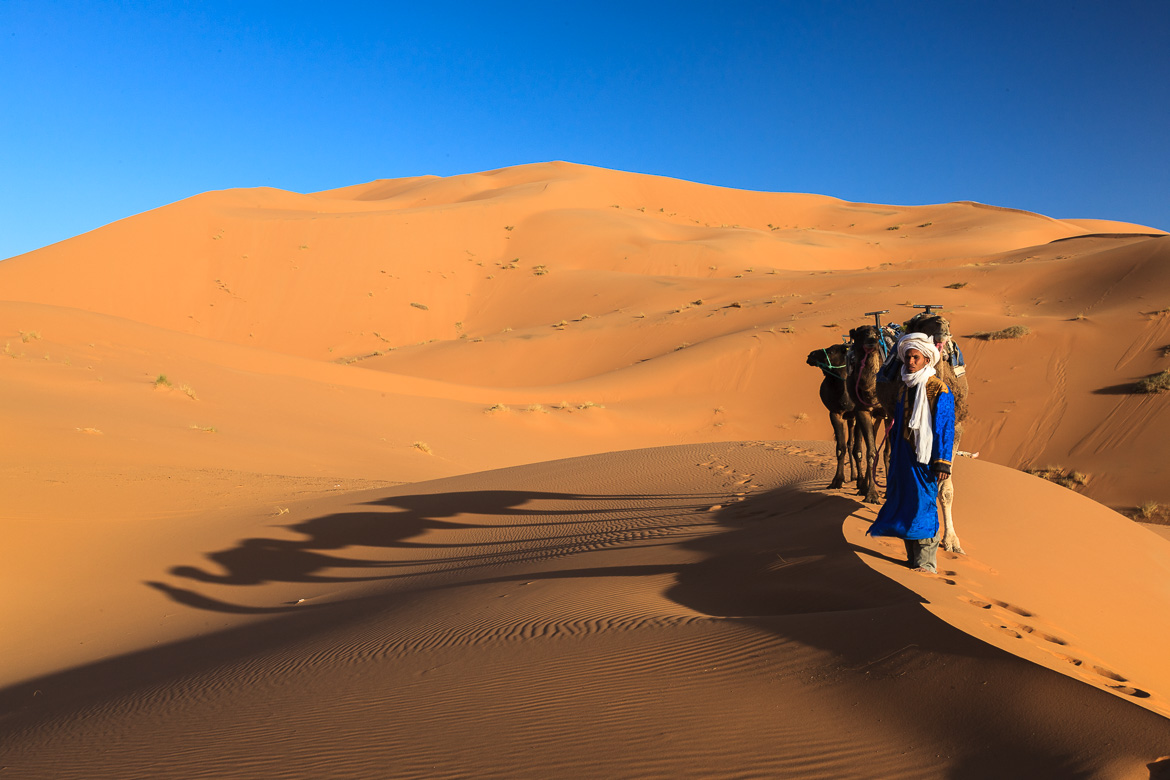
807 343 849 377
849 325 883 354
904 313 953 354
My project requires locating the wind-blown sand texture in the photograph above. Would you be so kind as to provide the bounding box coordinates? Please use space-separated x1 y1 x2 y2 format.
1 162 1168 778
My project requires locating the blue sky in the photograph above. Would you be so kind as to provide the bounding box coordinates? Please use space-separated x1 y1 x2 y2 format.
2 1 1167 260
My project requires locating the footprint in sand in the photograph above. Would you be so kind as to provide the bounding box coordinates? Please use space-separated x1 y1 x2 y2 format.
1004 621 1067 646
984 621 1023 639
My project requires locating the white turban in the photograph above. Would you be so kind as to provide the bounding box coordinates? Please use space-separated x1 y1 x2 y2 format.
897 332 941 367
897 333 940 465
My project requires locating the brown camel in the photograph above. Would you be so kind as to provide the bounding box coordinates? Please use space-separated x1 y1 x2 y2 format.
806 343 860 490
846 324 895 503
875 312 969 553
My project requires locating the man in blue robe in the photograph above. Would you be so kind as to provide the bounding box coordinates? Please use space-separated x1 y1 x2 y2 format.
867 333 955 573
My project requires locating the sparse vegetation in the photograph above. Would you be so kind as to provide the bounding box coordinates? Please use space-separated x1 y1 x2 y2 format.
918 222 933 228
179 384 198 400
412 441 433 454
577 401 604 410
1135 370 1170 394
155 374 171 387
189 424 217 433
945 282 968 289
525 404 548 413
1133 501 1170 524
19 330 40 343
485 404 510 413
532 265 549 276
1024 465 1090 491
410 302 429 310
973 325 1030 340
886 225 901 231
794 412 809 423
76 427 103 435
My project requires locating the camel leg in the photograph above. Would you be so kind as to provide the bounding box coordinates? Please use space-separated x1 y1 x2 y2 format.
938 474 964 553
829 412 848 489
847 416 861 483
857 412 881 504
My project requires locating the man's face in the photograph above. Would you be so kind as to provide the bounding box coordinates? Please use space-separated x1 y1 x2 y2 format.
904 348 929 373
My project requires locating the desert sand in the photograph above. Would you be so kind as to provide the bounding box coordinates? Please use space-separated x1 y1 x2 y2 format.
1 161 1168 778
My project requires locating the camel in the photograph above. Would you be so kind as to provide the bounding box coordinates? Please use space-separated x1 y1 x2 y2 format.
846 324 895 504
875 311 968 554
806 343 860 490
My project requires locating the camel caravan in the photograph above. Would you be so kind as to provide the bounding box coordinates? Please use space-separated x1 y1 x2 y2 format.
806 305 969 555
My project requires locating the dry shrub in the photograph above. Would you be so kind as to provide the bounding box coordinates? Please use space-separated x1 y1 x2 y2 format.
1135 369 1170 394
1133 501 1170 525
1024 465 1090 491
974 325 1030 340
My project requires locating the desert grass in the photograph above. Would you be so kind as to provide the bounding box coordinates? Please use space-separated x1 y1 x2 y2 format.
484 404 510 413
412 441 433 454
19 330 41 343
1133 501 1170 524
179 384 198 400
189 424 217 433
154 374 171 387
1024 465 1090 491
1135 370 1170 394
945 282 968 289
973 325 1030 340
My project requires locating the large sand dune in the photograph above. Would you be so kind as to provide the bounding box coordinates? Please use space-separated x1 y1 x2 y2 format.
1 163 1168 778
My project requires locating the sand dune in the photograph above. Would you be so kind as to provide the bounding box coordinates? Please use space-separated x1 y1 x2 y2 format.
1 163 1168 778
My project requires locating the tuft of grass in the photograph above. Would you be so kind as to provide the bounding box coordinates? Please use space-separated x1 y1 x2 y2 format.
886 225 901 231
189 424 217 433
674 343 691 351
945 282 968 289
504 225 514 231
1024 465 1091 490
1135 369 1170 394
525 404 549 413
180 384 198 400
412 441 433 454
577 401 604 410
19 330 41 343
484 404 510 413
76 427 103 435
973 325 1030 340
918 222 933 228
532 265 549 276
1132 501 1170 524
155 374 171 387
410 302 429 311
825 322 840 328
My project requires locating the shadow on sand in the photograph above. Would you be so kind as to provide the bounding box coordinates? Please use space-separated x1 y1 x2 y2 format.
4 480 1169 777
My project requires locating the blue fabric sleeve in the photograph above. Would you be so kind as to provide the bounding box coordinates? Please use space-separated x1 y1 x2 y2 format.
931 390 955 471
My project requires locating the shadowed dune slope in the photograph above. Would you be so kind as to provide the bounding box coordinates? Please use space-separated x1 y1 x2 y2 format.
2 443 1168 779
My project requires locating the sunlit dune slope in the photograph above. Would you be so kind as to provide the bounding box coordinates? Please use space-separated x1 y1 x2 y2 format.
0 162 1166 511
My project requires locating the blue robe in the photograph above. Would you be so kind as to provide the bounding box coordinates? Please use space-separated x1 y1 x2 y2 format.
868 378 955 541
